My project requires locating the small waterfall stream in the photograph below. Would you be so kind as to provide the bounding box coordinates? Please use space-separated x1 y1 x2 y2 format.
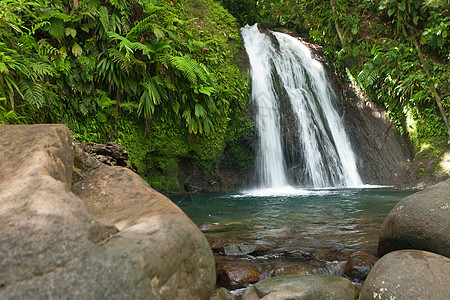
242 24 362 188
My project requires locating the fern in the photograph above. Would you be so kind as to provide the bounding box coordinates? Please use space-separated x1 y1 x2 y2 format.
98 5 110 33
31 61 55 77
168 55 198 84
44 17 65 40
357 63 379 87
20 80 44 108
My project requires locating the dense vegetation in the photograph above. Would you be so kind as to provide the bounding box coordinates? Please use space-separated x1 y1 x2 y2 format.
221 0 450 152
2 0 449 190
0 0 251 190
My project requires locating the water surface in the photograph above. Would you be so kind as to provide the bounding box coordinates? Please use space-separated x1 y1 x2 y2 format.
172 188 416 256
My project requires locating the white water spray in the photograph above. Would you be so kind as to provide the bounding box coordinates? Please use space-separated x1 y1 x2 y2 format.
242 24 362 188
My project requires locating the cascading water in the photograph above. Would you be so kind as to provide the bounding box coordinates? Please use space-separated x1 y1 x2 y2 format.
242 24 363 188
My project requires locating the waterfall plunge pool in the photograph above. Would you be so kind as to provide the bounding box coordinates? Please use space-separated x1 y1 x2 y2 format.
171 187 416 286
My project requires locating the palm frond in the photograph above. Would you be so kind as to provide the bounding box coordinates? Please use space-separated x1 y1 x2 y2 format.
138 76 168 118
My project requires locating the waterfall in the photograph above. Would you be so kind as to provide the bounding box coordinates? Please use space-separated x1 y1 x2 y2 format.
242 24 363 188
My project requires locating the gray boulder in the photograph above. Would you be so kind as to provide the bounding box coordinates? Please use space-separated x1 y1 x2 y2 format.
378 179 450 257
360 249 450 300
241 275 356 300
0 124 215 299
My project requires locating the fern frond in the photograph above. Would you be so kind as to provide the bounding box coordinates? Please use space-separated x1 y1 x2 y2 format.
357 63 379 87
31 61 55 77
168 55 199 85
44 17 65 40
98 5 110 32
20 80 44 108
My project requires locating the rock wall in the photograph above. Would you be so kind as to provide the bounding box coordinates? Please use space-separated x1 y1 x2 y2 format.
341 95 413 187
0 124 215 299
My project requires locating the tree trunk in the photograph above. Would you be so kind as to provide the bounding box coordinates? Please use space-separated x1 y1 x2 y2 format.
409 28 450 139
330 0 345 47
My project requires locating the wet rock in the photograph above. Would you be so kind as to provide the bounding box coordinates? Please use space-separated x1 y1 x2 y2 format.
241 275 356 300
343 251 378 281
223 243 265 256
272 264 316 276
342 92 412 187
313 249 352 262
216 258 264 288
209 287 234 300
0 124 215 299
199 222 221 232
378 179 450 257
360 250 450 300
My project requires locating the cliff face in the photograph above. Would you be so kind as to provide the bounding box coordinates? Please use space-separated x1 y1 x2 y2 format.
0 124 215 299
341 95 413 187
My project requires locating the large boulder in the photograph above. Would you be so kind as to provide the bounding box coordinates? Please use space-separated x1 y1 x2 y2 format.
360 250 450 300
0 124 215 299
377 179 450 257
241 275 356 300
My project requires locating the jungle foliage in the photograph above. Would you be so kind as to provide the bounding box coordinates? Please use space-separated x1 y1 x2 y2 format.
221 0 450 150
0 0 250 190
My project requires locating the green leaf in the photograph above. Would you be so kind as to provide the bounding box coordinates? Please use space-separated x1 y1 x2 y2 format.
388 8 395 17
65 27 77 38
72 43 82 57
80 23 90 33
194 103 206 118
442 30 448 38
172 101 180 114
198 86 215 96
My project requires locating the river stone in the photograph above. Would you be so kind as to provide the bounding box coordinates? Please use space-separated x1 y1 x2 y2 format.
241 275 356 300
377 179 450 257
343 251 378 281
223 242 264 256
0 124 215 299
209 287 234 300
216 258 264 288
360 250 450 300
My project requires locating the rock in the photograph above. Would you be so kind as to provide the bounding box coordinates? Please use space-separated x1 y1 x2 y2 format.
216 258 264 288
0 124 94 288
360 250 450 300
223 243 265 256
343 251 378 281
342 96 412 187
78 141 132 168
209 287 234 300
241 275 356 300
377 179 450 257
0 124 215 299
199 222 221 232
272 264 316 276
